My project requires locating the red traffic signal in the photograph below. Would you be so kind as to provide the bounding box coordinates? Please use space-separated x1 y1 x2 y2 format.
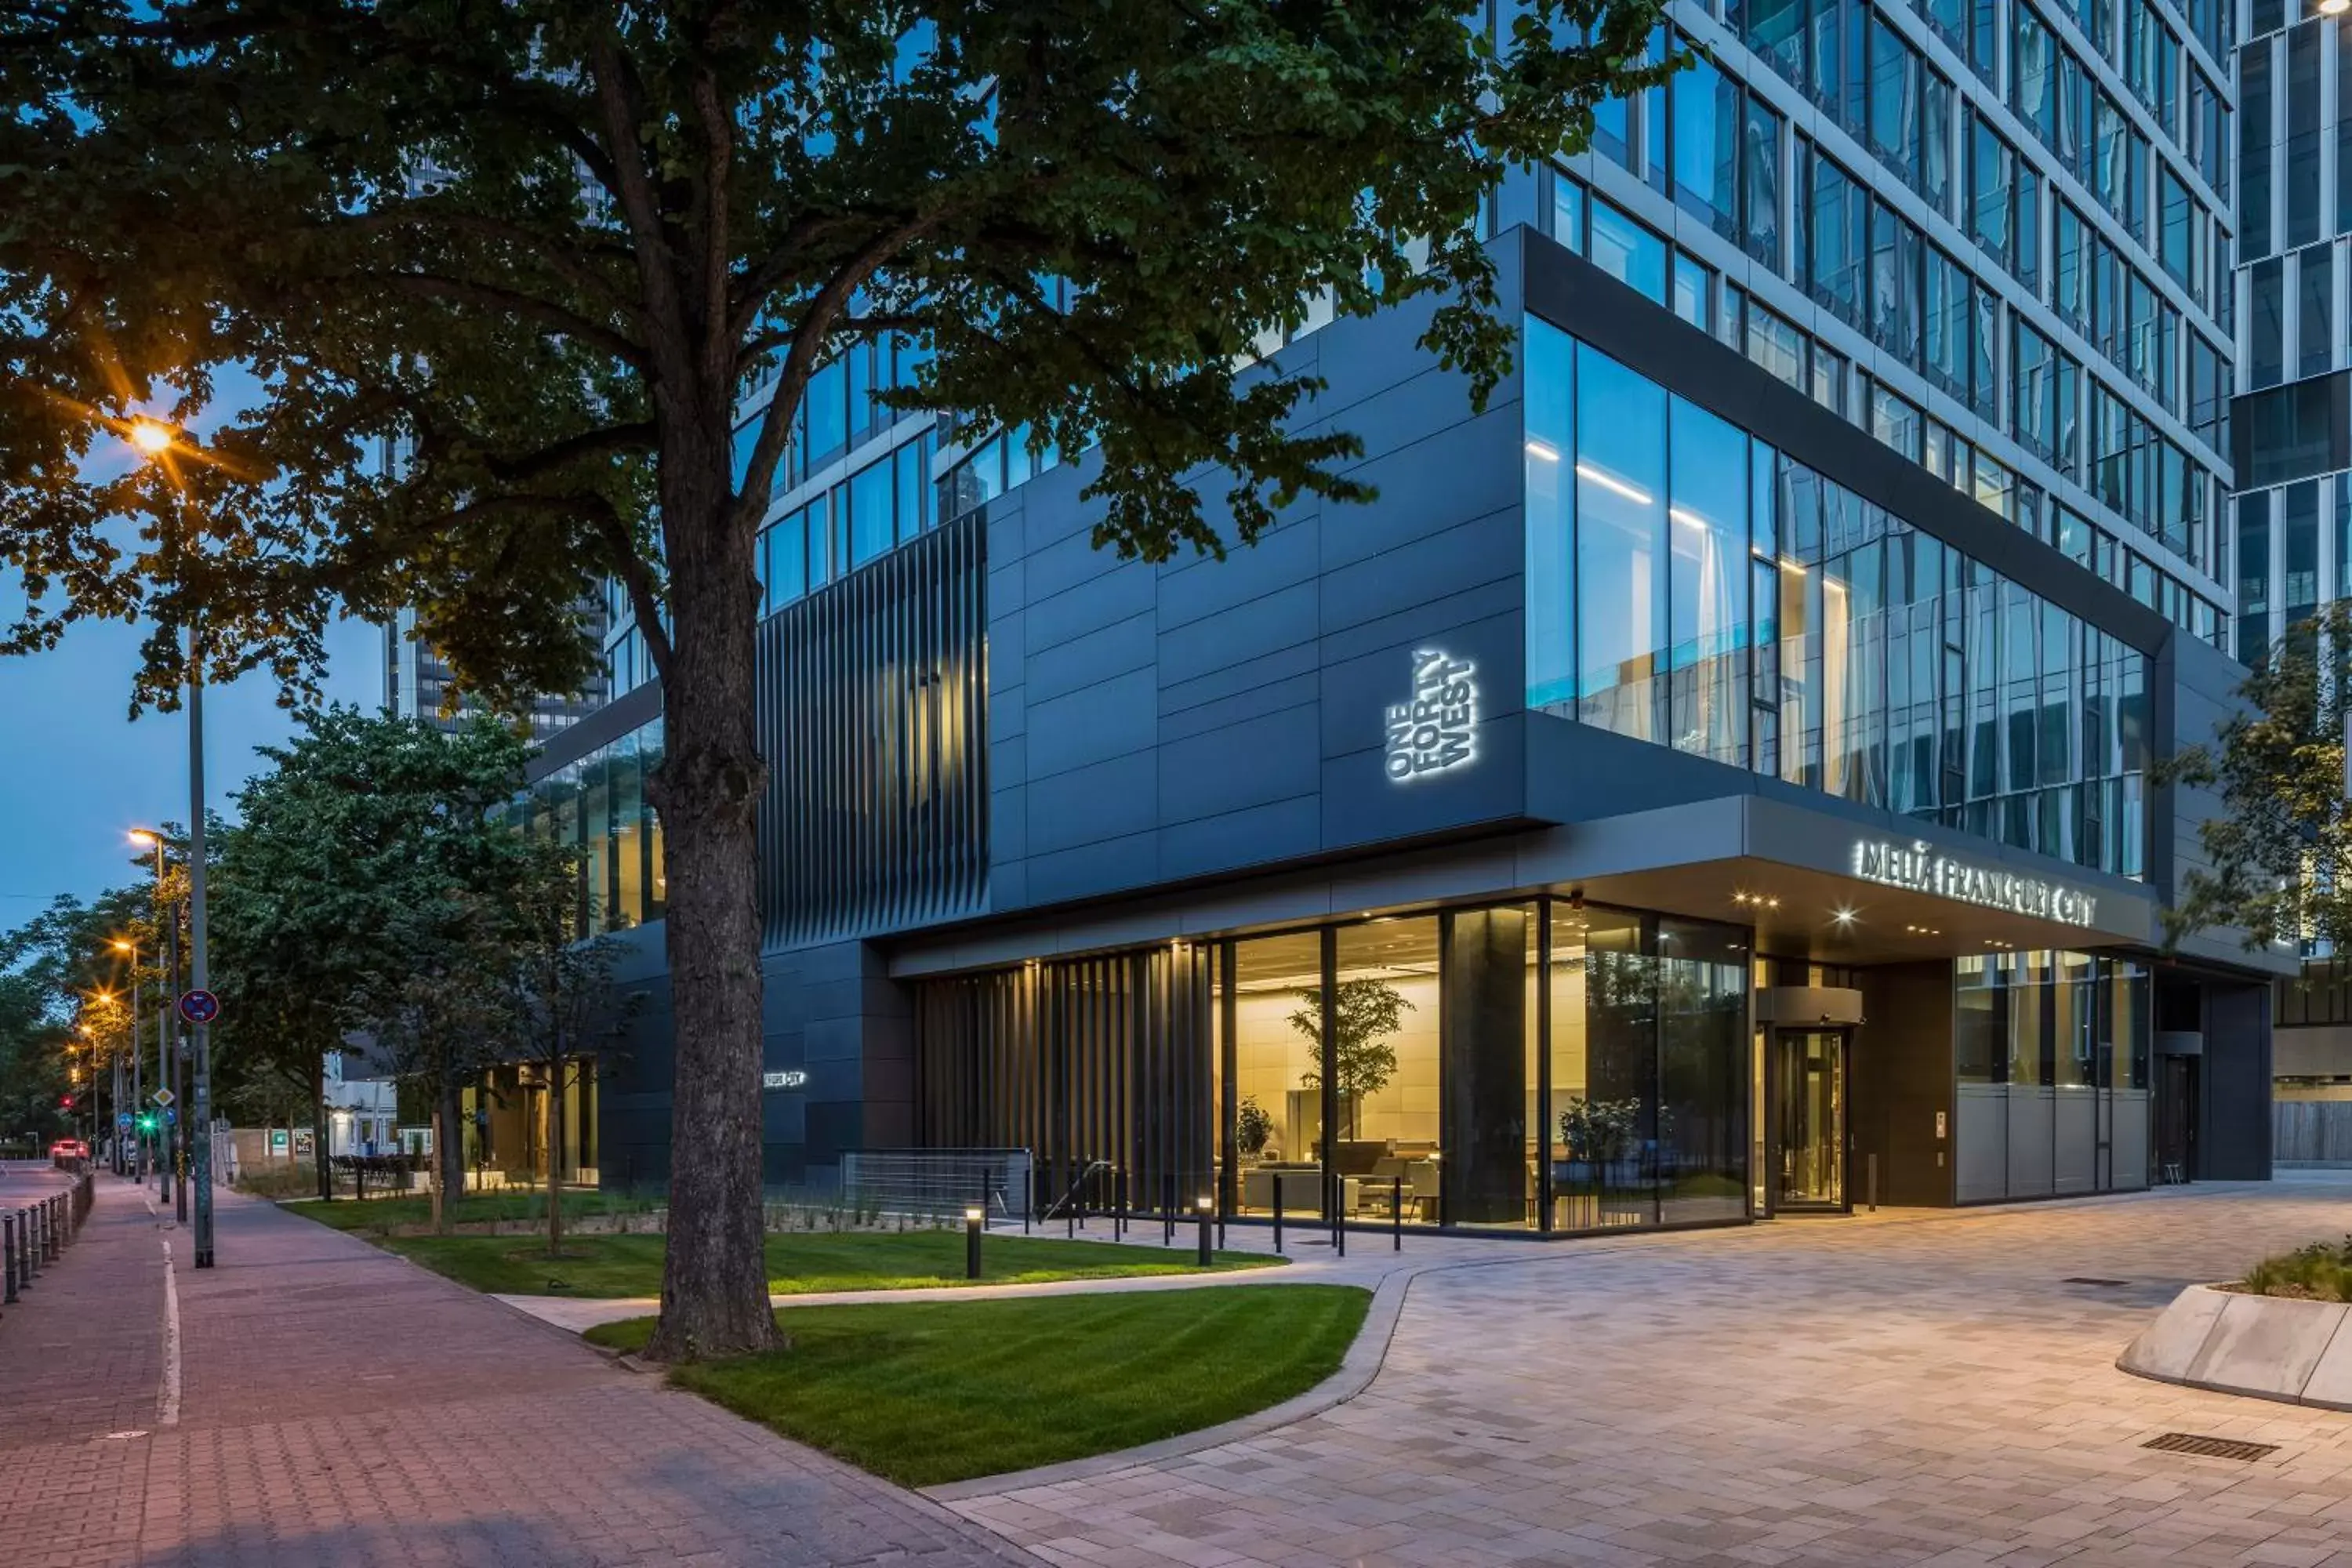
59 1094 74 1109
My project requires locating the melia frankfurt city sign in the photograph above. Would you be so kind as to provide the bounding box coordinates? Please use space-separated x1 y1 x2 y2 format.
1851 838 2100 927
1385 648 1478 783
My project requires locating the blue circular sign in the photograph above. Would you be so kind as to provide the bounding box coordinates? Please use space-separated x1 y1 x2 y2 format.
178 989 221 1025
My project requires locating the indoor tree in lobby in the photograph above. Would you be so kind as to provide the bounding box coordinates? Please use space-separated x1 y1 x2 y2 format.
0 0 1673 1359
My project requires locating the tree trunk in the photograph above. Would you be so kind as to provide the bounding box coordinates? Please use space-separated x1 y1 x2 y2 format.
436 1068 463 1233
310 1052 332 1201
429 1096 445 1233
642 415 781 1363
546 1052 564 1258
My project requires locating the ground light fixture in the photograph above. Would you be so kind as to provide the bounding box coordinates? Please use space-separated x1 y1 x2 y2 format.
964 1206 985 1280
1196 1195 1214 1267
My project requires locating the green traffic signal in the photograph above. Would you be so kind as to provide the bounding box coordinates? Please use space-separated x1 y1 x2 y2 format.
135 1112 158 1134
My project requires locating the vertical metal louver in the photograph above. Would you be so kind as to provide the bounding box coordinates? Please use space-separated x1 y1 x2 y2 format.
913 947 1214 1213
757 510 988 947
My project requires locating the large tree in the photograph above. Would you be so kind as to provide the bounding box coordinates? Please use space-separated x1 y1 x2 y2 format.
0 0 1673 1356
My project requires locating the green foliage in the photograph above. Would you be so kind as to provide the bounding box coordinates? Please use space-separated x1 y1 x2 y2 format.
375 1227 1279 1300
1290 976 1414 1137
1235 1094 1274 1159
583 1285 1369 1486
1557 1094 1646 1162
2 3 1677 705
2241 1235 2352 1301
209 706 546 1117
2159 604 2352 951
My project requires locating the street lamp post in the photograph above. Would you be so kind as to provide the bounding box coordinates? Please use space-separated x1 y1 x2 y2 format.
128 416 215 1266
111 938 143 1181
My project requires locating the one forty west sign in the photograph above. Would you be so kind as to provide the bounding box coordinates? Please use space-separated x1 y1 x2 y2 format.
1385 648 1477 782
1852 838 2100 927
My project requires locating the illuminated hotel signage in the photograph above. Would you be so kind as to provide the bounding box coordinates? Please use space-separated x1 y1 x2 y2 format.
1851 838 2100 927
1385 648 1477 782
761 1069 808 1091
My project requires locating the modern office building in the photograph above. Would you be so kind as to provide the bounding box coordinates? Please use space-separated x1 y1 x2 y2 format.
527 0 2285 1224
2223 0 2352 1120
383 603 612 739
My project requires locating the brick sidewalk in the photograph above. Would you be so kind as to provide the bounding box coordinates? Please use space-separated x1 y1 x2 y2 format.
1 1178 1034 1567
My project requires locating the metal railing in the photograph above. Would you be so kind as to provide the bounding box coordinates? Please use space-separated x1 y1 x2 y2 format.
3 1167 96 1306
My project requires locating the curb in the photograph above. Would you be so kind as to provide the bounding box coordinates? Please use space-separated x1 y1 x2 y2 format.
923 1261 1422 1503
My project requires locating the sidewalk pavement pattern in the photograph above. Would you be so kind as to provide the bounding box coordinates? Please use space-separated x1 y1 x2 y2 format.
947 1173 2352 1568
0 1176 1033 1568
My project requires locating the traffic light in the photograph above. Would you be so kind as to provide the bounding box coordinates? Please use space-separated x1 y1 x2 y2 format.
135 1112 158 1134
59 1094 74 1110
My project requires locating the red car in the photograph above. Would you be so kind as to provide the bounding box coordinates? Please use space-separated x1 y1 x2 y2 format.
50 1139 88 1160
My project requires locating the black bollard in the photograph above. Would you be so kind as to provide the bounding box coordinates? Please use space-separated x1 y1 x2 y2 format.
1272 1172 1284 1255
965 1206 985 1280
2 1211 15 1302
1195 1196 1213 1268
1393 1175 1404 1251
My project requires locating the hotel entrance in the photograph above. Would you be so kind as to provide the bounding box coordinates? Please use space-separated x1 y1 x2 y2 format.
1751 985 1866 1217
1771 1029 1849 1211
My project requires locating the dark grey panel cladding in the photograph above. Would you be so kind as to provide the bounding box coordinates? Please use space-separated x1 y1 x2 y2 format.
2202 981 2274 1180
913 949 1214 1213
2150 630 2249 908
758 510 988 946
989 256 1535 915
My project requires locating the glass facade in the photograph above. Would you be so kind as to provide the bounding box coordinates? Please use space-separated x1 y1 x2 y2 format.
1526 319 2149 876
1952 949 2151 1199
511 716 667 934
922 898 1751 1236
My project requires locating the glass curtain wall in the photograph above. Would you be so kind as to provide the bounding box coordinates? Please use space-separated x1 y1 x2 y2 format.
1524 317 2148 877
925 901 1755 1236
510 714 668 931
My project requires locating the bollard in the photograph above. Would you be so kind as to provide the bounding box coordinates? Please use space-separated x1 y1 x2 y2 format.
1272 1172 1284 1255
1162 1173 1174 1247
1195 1195 1213 1267
1335 1196 1345 1258
2 1210 15 1303
51 1195 64 1256
964 1206 985 1281
1393 1175 1404 1251
1868 1152 1879 1213
20 1208 35 1283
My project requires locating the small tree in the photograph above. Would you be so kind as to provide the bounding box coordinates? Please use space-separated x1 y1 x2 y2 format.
2161 604 2352 949
1290 978 1413 1142
510 840 633 1258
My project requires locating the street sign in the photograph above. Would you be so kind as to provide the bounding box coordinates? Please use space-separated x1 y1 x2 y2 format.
117 1112 133 1128
178 989 221 1025
151 1087 175 1109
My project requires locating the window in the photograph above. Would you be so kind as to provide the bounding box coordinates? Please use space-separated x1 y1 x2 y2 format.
2236 491 2271 660
1672 250 1711 328
2234 373 2352 489
2013 318 2059 463
1671 49 1741 243
1746 301 1805 390
849 454 894 568
1807 150 1866 326
2251 256 2285 388
2299 244 2332 380
1869 16 1922 186
1575 343 1668 740
1970 115 2013 270
1588 198 1666 303
2015 166 2043 295
2156 166 2192 289
1868 201 1922 367
1668 397 1750 764
1743 93 1784 268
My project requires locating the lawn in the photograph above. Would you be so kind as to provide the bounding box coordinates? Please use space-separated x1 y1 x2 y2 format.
285 1189 662 1234
374 1226 1281 1298
585 1284 1369 1486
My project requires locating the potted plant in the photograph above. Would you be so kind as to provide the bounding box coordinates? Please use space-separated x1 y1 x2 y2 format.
1235 1096 1274 1163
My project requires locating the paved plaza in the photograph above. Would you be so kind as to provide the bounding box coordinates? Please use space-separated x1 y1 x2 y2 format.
0 1174 1029 1567
14 1171 2352 1566
947 1174 2352 1568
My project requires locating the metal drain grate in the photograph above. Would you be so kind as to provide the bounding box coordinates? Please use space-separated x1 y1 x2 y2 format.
2142 1432 2279 1461
2064 1276 2132 1287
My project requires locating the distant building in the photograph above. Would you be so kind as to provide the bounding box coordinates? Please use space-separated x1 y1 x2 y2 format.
383 601 610 739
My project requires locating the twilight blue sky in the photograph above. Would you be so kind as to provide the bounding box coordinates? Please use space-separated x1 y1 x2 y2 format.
0 608 383 915
1 368 385 916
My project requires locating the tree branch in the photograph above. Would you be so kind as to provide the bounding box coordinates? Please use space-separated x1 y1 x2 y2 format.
358 273 649 369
